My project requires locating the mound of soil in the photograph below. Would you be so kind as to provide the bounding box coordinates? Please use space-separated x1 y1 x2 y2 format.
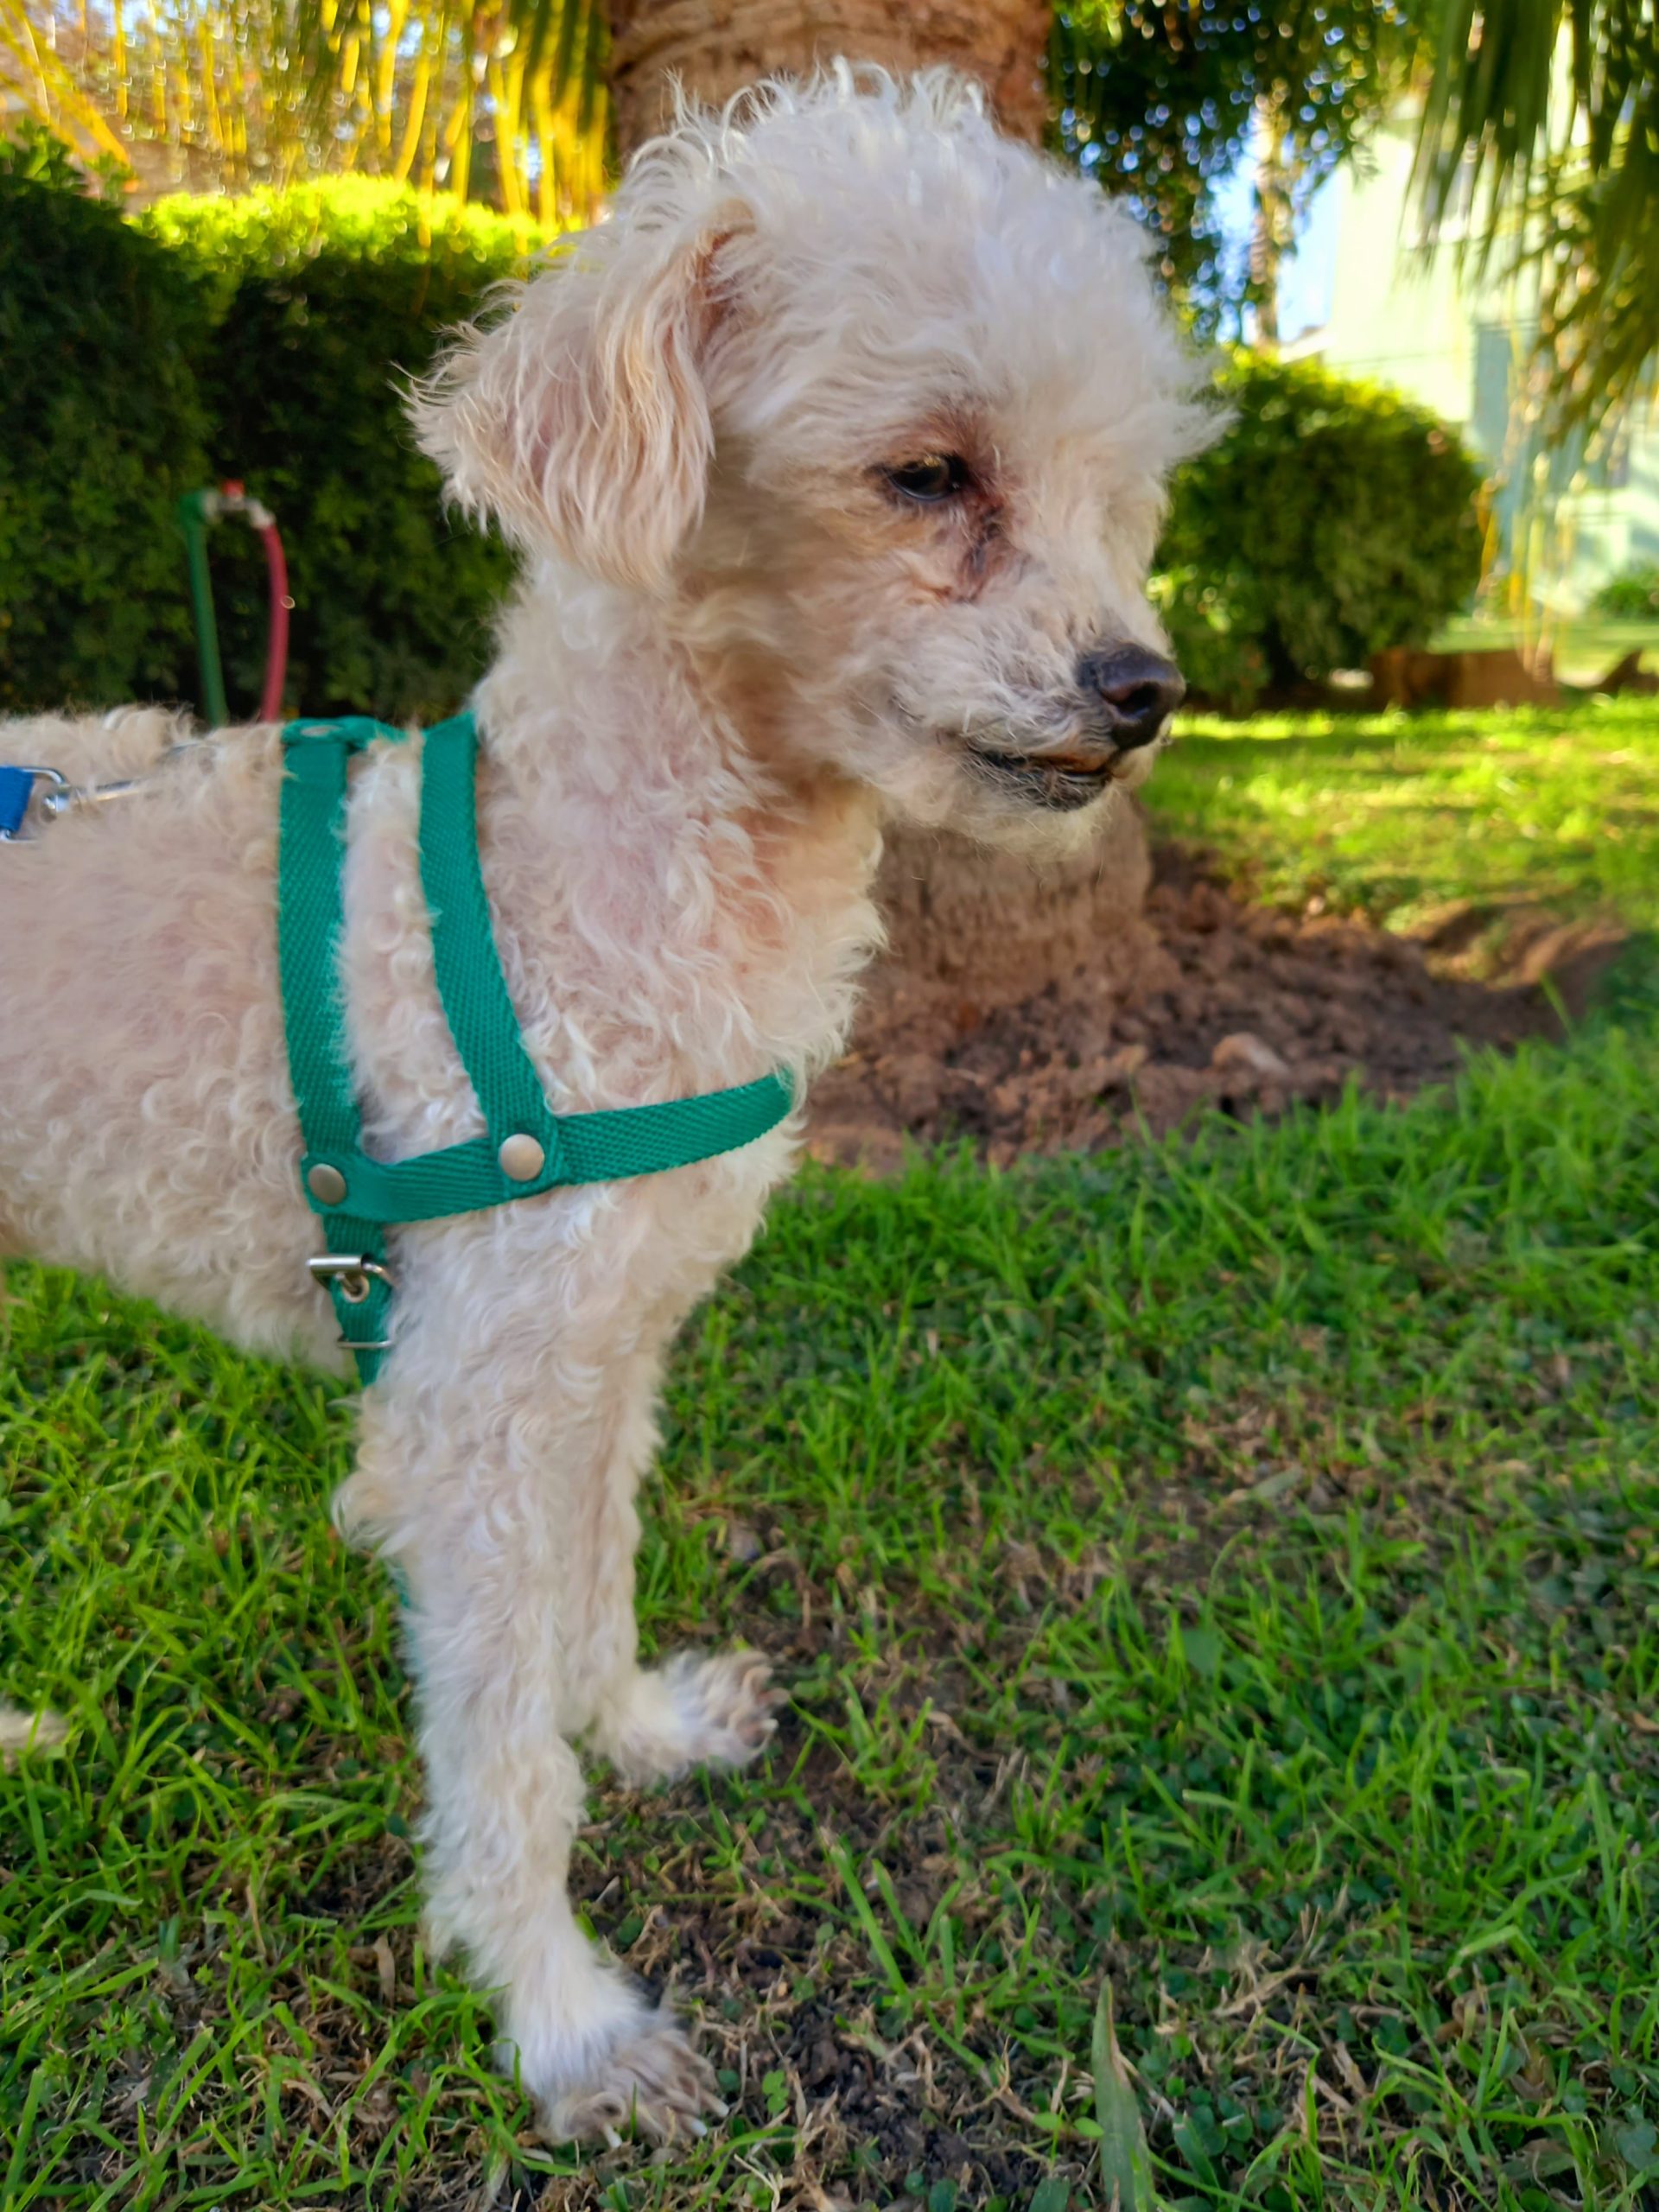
809 841 1620 1168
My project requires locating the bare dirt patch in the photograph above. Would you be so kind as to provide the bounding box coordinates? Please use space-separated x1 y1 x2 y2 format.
810 841 1623 1169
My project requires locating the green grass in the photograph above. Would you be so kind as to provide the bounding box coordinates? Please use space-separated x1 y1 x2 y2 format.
5 707 1659 2210
1152 698 1659 940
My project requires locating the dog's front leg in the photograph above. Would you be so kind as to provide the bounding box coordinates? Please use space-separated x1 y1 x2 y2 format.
581 1337 782 1788
340 1300 721 2145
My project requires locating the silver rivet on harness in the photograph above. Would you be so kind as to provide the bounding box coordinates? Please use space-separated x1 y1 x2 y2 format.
306 1161 349 1206
498 1132 547 1182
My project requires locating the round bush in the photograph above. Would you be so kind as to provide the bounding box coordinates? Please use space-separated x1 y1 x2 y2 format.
1591 563 1659 620
1155 351 1484 710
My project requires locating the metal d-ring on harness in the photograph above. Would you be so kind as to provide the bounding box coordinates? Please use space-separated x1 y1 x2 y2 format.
278 711 793 1382
1 712 794 1382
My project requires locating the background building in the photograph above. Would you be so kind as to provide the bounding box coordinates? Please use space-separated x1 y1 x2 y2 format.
1277 107 1659 613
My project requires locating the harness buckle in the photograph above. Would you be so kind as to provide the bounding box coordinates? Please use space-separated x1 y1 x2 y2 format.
307 1253 396 1351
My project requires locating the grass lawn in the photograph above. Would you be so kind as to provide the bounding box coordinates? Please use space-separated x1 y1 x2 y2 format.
1152 698 1659 944
4 707 1659 2212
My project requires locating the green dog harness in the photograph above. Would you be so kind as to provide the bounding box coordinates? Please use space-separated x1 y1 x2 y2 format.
279 711 793 1382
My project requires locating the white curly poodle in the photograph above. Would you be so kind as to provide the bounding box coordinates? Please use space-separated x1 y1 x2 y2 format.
0 66 1207 2141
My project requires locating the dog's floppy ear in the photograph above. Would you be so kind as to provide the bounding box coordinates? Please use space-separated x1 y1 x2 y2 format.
411 209 743 590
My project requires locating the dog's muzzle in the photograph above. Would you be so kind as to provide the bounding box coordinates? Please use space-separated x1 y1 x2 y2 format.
965 645 1185 811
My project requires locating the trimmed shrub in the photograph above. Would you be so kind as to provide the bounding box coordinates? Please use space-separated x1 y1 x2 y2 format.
140 182 535 722
0 164 211 714
1155 351 1485 710
1591 562 1659 620
2 182 1483 726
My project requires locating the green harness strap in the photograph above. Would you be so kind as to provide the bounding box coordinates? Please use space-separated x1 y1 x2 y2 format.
278 711 794 1382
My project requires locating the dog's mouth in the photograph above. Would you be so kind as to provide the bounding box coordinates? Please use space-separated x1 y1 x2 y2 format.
965 743 1118 812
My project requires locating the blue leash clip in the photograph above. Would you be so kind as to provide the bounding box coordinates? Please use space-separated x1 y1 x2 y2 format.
0 765 67 842
0 766 34 840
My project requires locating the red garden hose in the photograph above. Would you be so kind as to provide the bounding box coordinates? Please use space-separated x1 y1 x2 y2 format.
178 481 291 726
253 501 289 724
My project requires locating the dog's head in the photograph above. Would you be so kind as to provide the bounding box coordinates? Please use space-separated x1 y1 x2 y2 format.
413 67 1215 850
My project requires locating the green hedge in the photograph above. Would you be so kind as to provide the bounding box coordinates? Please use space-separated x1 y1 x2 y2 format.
0 175 1483 723
0 173 530 724
139 182 529 721
1158 352 1485 709
0 170 210 715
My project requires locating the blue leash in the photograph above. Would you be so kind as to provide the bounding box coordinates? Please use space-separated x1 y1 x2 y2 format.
0 767 35 841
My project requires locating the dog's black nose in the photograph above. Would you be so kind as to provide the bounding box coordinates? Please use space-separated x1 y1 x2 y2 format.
1077 645 1185 751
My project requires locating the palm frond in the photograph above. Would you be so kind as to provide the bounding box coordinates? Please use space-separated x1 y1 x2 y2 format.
1414 0 1659 430
1051 0 1420 322
0 0 129 165
11 0 607 223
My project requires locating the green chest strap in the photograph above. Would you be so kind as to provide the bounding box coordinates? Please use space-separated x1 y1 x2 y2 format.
279 711 793 1382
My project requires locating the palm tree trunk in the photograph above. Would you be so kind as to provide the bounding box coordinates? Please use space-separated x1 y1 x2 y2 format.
607 0 1050 156
1248 93 1294 353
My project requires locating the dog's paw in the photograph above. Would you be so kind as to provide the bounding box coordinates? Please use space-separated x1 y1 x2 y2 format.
540 2012 724 2145
664 1648 780 1773
601 1649 782 1784
0 1704 67 1770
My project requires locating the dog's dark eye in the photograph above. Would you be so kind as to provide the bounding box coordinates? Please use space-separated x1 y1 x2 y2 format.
884 453 971 503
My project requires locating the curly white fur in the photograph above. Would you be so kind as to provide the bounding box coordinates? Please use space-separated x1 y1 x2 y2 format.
0 67 1208 2142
